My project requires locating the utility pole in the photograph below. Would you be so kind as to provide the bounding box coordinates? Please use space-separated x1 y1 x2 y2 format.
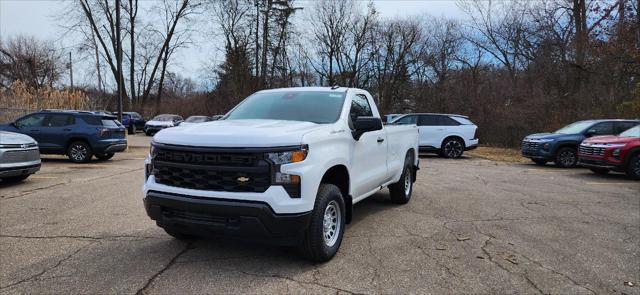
116 0 123 122
68 51 74 88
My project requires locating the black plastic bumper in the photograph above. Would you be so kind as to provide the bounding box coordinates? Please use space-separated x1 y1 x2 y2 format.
578 158 625 172
144 190 311 245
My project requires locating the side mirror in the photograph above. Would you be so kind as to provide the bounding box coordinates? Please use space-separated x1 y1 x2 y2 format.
352 117 382 140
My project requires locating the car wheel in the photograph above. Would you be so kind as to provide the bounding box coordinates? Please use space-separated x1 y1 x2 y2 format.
163 227 196 240
532 159 548 165
1 175 30 183
301 183 345 262
145 130 152 136
441 138 465 158
554 147 577 168
95 153 115 161
67 141 93 163
589 168 609 175
626 154 640 180
389 154 414 204
128 125 136 135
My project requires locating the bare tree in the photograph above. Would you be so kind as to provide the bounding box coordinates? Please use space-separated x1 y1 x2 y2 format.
0 35 63 89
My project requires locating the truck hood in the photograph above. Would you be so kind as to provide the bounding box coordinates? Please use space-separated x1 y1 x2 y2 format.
153 119 326 147
582 135 635 145
0 131 37 145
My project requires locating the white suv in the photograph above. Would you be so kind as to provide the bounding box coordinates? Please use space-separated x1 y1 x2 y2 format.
391 113 479 158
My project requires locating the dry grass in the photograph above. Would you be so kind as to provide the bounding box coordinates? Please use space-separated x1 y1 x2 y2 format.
466 146 528 163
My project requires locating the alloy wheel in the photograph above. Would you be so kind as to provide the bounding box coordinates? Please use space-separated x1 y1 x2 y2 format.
404 170 412 196
445 140 463 158
558 150 576 167
70 144 88 161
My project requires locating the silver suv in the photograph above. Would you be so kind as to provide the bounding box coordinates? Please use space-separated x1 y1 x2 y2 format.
0 131 41 183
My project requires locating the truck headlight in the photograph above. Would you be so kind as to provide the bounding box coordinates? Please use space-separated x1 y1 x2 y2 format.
266 147 307 164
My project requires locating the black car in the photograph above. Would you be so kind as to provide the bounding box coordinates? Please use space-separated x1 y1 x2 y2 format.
114 112 146 134
0 110 127 163
522 119 639 167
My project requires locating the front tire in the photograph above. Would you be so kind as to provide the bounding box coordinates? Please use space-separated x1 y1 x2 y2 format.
67 141 93 163
626 154 640 180
301 184 346 262
589 168 609 175
389 154 414 204
555 147 577 168
441 138 465 158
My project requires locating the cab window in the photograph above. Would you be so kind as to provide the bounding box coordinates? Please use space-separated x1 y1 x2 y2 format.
16 114 45 128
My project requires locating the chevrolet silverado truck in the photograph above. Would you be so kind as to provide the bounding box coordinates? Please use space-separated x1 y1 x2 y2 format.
578 124 640 179
143 87 419 261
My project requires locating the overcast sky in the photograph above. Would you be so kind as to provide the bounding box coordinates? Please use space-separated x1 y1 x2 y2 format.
0 0 465 88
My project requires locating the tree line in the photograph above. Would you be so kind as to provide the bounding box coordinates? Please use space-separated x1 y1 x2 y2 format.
1 0 639 146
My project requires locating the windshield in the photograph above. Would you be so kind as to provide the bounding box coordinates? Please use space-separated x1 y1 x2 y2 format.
619 125 640 137
225 91 346 124
555 121 594 134
152 115 175 121
185 116 208 123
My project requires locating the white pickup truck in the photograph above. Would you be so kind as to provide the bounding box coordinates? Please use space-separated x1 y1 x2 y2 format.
143 87 419 261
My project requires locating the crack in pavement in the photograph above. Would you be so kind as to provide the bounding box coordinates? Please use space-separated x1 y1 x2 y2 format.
0 234 163 241
0 241 96 290
1 168 143 200
135 241 193 295
217 267 360 294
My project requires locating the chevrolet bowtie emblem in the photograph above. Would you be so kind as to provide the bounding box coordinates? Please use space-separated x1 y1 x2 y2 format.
237 176 250 182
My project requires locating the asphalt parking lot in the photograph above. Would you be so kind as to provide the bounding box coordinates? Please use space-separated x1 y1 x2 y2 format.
1 134 639 294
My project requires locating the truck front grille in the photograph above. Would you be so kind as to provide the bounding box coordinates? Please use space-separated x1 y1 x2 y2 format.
579 145 606 156
152 146 271 193
0 149 40 164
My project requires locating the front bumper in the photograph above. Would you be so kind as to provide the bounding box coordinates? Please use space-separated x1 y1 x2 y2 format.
578 157 625 172
144 125 171 133
0 163 40 178
144 190 311 245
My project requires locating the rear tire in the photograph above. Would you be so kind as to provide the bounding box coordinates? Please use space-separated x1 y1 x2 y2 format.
555 147 577 168
128 125 136 135
67 141 93 163
626 154 640 180
145 130 152 136
95 153 115 161
1 175 30 183
389 154 414 204
441 138 465 158
301 184 345 262
589 168 609 175
532 159 548 166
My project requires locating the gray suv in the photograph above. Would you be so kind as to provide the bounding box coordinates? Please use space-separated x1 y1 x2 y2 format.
0 131 41 183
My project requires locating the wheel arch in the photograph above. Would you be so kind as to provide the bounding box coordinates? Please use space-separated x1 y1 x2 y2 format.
440 135 466 149
320 165 352 224
624 147 640 166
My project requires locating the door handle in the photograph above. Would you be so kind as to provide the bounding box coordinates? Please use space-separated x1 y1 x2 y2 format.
377 137 385 143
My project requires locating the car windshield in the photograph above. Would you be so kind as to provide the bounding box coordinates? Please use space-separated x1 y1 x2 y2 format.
555 121 594 134
185 116 208 123
619 125 640 137
152 115 175 121
225 91 346 124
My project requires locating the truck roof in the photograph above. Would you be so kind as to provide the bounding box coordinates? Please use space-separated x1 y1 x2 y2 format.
257 86 350 93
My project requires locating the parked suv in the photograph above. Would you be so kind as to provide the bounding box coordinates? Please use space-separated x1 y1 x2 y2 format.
0 110 127 163
114 112 146 134
578 125 640 179
0 131 41 183
391 113 479 158
522 119 639 168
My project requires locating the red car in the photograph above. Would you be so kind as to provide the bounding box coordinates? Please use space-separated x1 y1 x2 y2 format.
578 125 640 179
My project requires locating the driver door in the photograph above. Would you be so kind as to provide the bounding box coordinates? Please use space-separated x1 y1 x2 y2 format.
349 93 387 198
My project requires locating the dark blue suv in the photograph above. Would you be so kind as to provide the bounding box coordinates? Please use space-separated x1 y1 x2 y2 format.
114 112 146 134
522 119 639 167
0 110 127 163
